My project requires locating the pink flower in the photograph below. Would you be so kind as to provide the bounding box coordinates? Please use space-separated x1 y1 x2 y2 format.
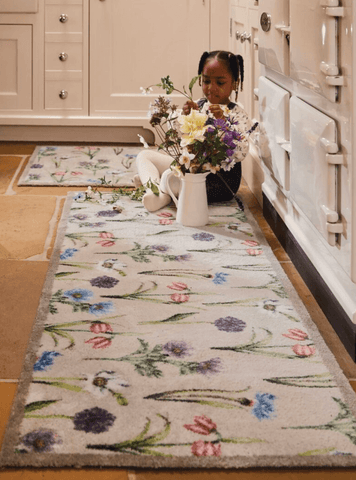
158 211 173 218
167 282 188 291
170 293 189 303
96 240 115 247
246 248 263 256
292 344 316 357
191 440 221 457
242 240 259 247
159 219 173 225
55 171 67 176
99 232 114 239
71 171 83 176
283 329 309 341
85 337 112 349
184 415 217 435
90 322 113 334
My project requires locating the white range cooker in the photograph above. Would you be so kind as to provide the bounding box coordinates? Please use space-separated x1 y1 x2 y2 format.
256 0 356 359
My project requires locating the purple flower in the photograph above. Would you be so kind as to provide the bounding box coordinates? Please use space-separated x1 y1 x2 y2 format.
21 429 62 452
151 244 169 252
30 164 43 169
73 213 88 221
33 351 62 372
163 341 192 358
79 161 93 167
252 393 276 421
73 407 116 434
97 210 121 217
197 357 222 375
192 232 215 242
174 254 192 262
90 276 119 288
28 174 40 180
214 118 227 129
226 149 235 157
214 316 246 332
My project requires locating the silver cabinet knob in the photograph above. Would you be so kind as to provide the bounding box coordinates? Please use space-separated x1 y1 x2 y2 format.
59 52 68 61
235 31 241 40
59 13 68 23
59 90 68 99
240 32 252 43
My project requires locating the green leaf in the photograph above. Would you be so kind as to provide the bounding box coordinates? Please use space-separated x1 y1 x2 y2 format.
113 393 129 406
141 312 197 325
265 373 337 388
189 75 201 96
24 400 59 413
55 271 79 278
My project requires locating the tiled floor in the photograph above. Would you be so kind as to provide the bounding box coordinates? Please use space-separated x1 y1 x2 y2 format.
1 142 356 479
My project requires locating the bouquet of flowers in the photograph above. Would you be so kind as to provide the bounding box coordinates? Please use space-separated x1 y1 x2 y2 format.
140 76 254 179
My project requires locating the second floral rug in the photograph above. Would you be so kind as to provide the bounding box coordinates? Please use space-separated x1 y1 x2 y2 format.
2 190 356 468
18 146 143 187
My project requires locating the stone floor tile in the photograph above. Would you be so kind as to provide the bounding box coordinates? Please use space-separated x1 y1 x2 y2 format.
0 261 49 379
0 143 35 155
0 156 25 194
0 196 58 259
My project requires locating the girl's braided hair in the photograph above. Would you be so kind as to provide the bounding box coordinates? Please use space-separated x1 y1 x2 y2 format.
198 50 244 100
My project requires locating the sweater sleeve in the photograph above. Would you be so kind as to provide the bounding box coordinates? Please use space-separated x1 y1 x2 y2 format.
229 104 251 163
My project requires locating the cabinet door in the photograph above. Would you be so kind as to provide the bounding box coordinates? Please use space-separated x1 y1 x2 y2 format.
0 24 32 110
89 0 210 117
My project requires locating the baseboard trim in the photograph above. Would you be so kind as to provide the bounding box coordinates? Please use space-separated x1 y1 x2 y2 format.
263 192 356 362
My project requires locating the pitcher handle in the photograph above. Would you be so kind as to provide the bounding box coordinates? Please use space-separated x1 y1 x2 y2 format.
161 170 179 208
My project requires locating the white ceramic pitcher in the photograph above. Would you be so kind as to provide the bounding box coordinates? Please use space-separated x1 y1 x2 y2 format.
164 170 210 227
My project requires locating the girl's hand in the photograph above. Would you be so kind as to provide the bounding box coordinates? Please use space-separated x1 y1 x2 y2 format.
183 100 199 115
209 104 224 119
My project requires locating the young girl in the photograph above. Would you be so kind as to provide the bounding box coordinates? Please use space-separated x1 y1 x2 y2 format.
135 50 251 212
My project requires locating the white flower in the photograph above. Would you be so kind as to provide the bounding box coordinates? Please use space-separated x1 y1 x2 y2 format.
171 164 183 177
97 258 127 272
140 86 153 95
83 371 129 397
137 134 149 148
202 163 220 173
179 148 195 169
220 159 236 172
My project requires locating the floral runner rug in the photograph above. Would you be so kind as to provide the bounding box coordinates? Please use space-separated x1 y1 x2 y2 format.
18 146 143 187
2 190 356 469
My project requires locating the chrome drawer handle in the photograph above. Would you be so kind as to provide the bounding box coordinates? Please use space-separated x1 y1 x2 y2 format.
59 90 68 99
240 32 252 43
59 13 68 23
59 52 68 61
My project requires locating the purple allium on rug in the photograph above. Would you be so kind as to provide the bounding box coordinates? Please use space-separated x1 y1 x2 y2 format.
73 407 116 434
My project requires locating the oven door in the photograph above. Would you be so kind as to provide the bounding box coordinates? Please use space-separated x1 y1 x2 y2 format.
258 0 289 76
290 0 343 102
289 96 342 246
258 76 290 191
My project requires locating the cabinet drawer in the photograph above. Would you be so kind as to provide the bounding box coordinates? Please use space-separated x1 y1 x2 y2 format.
45 79 83 110
45 42 82 71
0 0 38 13
45 4 83 34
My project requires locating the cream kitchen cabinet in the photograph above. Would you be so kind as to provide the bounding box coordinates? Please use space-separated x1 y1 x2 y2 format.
0 0 230 141
230 0 263 204
0 25 33 110
89 0 211 117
